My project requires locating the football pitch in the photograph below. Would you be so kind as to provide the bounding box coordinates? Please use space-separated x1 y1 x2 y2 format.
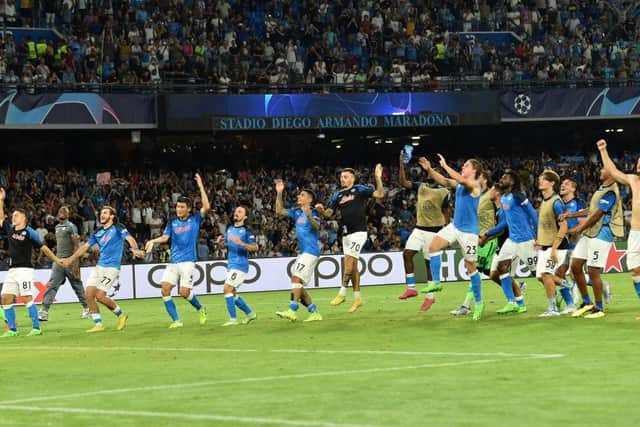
1 273 639 427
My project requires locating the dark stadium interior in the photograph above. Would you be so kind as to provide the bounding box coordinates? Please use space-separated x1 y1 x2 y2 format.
4 118 639 170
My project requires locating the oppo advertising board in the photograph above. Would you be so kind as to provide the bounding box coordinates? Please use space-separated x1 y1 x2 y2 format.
132 252 405 298
0 243 627 305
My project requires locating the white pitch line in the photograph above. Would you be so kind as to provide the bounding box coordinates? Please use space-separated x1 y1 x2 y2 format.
1 345 565 359
0 405 381 427
0 355 561 406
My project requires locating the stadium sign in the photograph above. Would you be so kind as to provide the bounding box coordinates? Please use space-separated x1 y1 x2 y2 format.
214 113 457 130
0 243 628 305
163 92 499 131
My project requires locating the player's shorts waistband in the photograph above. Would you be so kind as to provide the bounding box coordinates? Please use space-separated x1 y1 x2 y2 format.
415 225 443 233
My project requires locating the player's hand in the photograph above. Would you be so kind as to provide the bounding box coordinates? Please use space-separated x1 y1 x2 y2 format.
195 173 204 187
229 235 241 244
374 163 383 179
418 157 431 171
437 153 447 168
216 235 224 245
133 249 145 259
478 234 487 246
144 241 154 253
559 212 569 221
61 257 73 268
400 153 405 164
275 179 285 193
314 203 324 211
596 139 607 151
0 187 5 201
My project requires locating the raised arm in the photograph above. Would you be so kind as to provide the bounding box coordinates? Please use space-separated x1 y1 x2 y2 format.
195 173 210 216
399 154 412 189
437 154 477 192
373 163 384 199
274 179 288 217
418 157 457 189
597 139 631 185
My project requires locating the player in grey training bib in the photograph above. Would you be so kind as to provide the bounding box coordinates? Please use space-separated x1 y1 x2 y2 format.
38 206 89 321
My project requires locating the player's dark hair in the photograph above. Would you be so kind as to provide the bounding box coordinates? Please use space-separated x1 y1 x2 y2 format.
341 168 358 178
301 188 316 205
176 196 193 208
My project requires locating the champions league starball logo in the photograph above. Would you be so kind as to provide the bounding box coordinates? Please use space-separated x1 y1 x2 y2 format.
514 94 532 116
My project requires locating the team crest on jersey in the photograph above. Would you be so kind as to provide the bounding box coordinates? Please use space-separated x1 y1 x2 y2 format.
296 216 307 224
12 231 27 241
339 194 355 204
175 224 191 234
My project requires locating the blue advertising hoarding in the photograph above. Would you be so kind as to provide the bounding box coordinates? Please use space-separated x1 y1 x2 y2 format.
501 87 640 121
0 92 156 128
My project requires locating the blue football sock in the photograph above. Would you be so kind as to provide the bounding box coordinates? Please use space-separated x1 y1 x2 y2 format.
429 252 441 282
26 302 40 329
406 273 416 287
224 294 237 320
308 303 318 313
163 296 180 321
3 305 16 331
289 301 300 311
560 288 574 306
499 274 515 302
515 296 525 306
186 291 202 310
633 277 640 298
583 294 592 305
112 305 123 317
235 296 252 315
91 313 103 325
595 300 604 311
470 271 482 303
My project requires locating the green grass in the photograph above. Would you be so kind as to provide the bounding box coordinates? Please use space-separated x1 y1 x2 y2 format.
2 274 640 427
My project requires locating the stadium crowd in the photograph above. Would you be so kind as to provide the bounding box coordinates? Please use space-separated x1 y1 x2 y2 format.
0 150 636 269
1 0 640 87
